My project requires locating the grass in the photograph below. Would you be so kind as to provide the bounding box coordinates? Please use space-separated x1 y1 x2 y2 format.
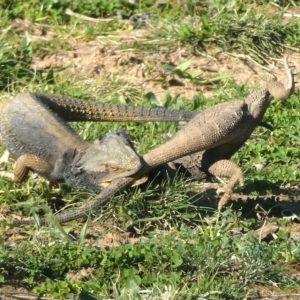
3 219 299 299
0 0 300 299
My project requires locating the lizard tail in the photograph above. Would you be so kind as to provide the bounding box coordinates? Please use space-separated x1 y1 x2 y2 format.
29 93 198 123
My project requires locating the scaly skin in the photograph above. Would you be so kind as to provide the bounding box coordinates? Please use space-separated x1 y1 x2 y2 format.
0 92 198 184
0 92 274 185
12 177 133 226
142 55 294 209
8 56 294 225
0 95 142 184
63 130 148 191
4 130 144 226
0 92 195 225
26 93 198 122
39 55 295 225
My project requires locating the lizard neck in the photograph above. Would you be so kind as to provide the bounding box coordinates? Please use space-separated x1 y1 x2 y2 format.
246 88 271 121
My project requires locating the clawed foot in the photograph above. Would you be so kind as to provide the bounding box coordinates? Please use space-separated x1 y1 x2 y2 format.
0 150 10 166
0 150 15 181
216 176 244 210
217 187 244 210
217 187 232 210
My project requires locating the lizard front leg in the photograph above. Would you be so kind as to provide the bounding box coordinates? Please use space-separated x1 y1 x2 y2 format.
0 154 50 182
207 159 244 210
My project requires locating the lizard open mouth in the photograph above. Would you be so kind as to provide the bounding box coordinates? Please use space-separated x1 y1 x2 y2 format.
99 174 148 187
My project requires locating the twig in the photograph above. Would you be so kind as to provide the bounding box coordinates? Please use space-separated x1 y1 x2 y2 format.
284 13 300 18
227 53 274 73
65 8 121 23
0 293 65 300
229 193 300 202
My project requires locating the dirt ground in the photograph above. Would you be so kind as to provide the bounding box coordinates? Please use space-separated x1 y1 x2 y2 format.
30 35 300 99
2 12 300 299
12 16 300 101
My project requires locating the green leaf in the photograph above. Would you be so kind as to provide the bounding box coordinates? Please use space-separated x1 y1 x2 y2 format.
174 59 192 73
79 291 102 300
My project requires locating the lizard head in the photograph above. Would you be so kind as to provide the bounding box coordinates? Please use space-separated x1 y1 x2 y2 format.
65 130 144 188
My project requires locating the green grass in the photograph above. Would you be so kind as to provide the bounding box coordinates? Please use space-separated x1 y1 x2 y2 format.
2 218 299 299
0 0 300 299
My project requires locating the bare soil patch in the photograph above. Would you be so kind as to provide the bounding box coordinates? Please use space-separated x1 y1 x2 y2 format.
28 27 300 99
0 285 34 300
1 211 145 249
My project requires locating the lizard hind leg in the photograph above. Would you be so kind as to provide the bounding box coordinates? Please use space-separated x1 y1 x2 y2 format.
0 154 50 182
207 159 244 210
